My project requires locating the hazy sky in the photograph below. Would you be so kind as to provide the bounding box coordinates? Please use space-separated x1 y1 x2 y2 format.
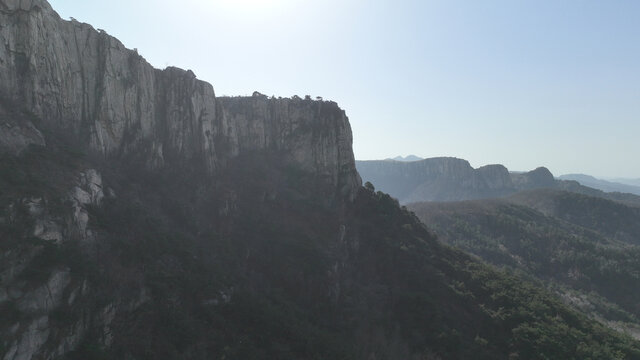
48 0 640 178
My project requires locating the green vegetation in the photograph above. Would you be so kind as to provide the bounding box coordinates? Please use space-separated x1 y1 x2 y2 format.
409 192 640 337
349 190 640 359
3 126 640 358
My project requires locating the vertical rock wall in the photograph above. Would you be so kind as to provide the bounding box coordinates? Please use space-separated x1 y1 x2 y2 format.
0 0 360 196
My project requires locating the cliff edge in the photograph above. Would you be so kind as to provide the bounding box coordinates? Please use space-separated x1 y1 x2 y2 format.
0 0 360 198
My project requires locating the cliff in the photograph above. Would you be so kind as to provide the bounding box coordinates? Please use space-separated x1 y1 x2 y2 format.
0 0 360 198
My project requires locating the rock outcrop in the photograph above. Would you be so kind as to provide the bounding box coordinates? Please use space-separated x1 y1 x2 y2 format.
0 166 108 360
218 94 361 199
0 101 45 155
511 167 555 190
0 0 360 198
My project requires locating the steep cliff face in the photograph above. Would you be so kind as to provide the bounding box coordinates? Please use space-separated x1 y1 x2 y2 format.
477 164 513 190
218 94 361 199
0 0 359 197
511 166 555 190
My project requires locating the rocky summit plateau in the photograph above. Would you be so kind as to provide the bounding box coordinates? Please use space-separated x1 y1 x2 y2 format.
2 1 640 359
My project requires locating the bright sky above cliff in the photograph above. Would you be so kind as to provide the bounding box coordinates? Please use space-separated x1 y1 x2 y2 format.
48 0 640 178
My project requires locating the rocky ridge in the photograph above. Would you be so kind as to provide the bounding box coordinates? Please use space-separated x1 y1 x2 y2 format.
0 0 360 198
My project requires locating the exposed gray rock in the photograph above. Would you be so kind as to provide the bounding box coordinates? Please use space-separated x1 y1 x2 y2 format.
1 169 106 358
0 0 360 198
0 118 45 155
50 317 86 359
3 316 49 360
24 198 63 243
218 95 361 199
17 268 70 313
70 169 103 236
75 169 104 205
0 247 41 287
32 218 62 242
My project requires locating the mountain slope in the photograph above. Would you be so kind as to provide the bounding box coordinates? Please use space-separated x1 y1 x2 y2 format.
408 190 640 339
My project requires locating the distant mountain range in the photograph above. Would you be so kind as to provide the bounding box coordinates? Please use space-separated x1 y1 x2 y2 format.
385 155 423 162
356 157 640 205
559 174 640 196
611 178 640 187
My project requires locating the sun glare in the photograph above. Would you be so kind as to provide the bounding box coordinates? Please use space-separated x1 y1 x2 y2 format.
193 0 292 16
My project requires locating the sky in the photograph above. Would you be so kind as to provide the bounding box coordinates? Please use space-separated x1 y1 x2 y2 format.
48 0 640 178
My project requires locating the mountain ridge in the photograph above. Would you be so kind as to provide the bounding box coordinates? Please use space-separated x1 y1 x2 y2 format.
356 157 553 203
386 155 423 162
357 157 640 206
559 174 640 196
408 188 640 338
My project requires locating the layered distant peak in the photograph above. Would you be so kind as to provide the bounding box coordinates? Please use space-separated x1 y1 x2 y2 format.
558 174 640 196
356 158 564 203
356 157 514 203
560 173 598 182
388 154 423 162
477 164 512 190
511 167 555 189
